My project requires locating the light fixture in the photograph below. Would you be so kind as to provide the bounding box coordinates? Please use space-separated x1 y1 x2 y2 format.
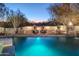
36 37 41 40
68 21 73 26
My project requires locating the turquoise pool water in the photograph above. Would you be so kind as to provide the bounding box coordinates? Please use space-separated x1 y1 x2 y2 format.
15 36 79 56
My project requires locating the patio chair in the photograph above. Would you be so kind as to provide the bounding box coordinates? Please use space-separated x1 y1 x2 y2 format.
32 30 39 34
40 26 47 34
32 25 39 34
40 30 47 34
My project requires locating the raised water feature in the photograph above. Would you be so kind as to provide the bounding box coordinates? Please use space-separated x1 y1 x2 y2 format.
0 38 15 56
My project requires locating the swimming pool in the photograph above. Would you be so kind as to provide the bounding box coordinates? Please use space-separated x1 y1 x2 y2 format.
15 36 79 56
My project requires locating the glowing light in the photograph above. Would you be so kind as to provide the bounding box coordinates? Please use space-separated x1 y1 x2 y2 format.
24 44 53 56
60 26 63 30
36 37 41 40
68 22 73 26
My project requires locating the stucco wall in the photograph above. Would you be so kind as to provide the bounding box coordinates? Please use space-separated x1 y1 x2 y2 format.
0 26 78 35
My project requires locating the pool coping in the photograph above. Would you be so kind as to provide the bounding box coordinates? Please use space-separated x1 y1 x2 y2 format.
0 35 78 38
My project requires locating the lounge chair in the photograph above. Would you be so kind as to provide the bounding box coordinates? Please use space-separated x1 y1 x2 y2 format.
40 26 47 34
32 30 39 34
40 30 47 34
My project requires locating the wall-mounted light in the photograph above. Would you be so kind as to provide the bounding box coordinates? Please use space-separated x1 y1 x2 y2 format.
68 22 73 26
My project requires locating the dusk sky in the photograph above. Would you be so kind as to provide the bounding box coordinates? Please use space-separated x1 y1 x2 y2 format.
5 3 53 22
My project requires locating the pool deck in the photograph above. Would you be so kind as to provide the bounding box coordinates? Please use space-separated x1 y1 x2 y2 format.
0 35 78 38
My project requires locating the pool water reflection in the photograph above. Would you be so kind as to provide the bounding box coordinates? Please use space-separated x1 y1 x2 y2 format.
15 36 79 56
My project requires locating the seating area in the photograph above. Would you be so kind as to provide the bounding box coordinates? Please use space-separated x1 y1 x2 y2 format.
0 26 78 36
